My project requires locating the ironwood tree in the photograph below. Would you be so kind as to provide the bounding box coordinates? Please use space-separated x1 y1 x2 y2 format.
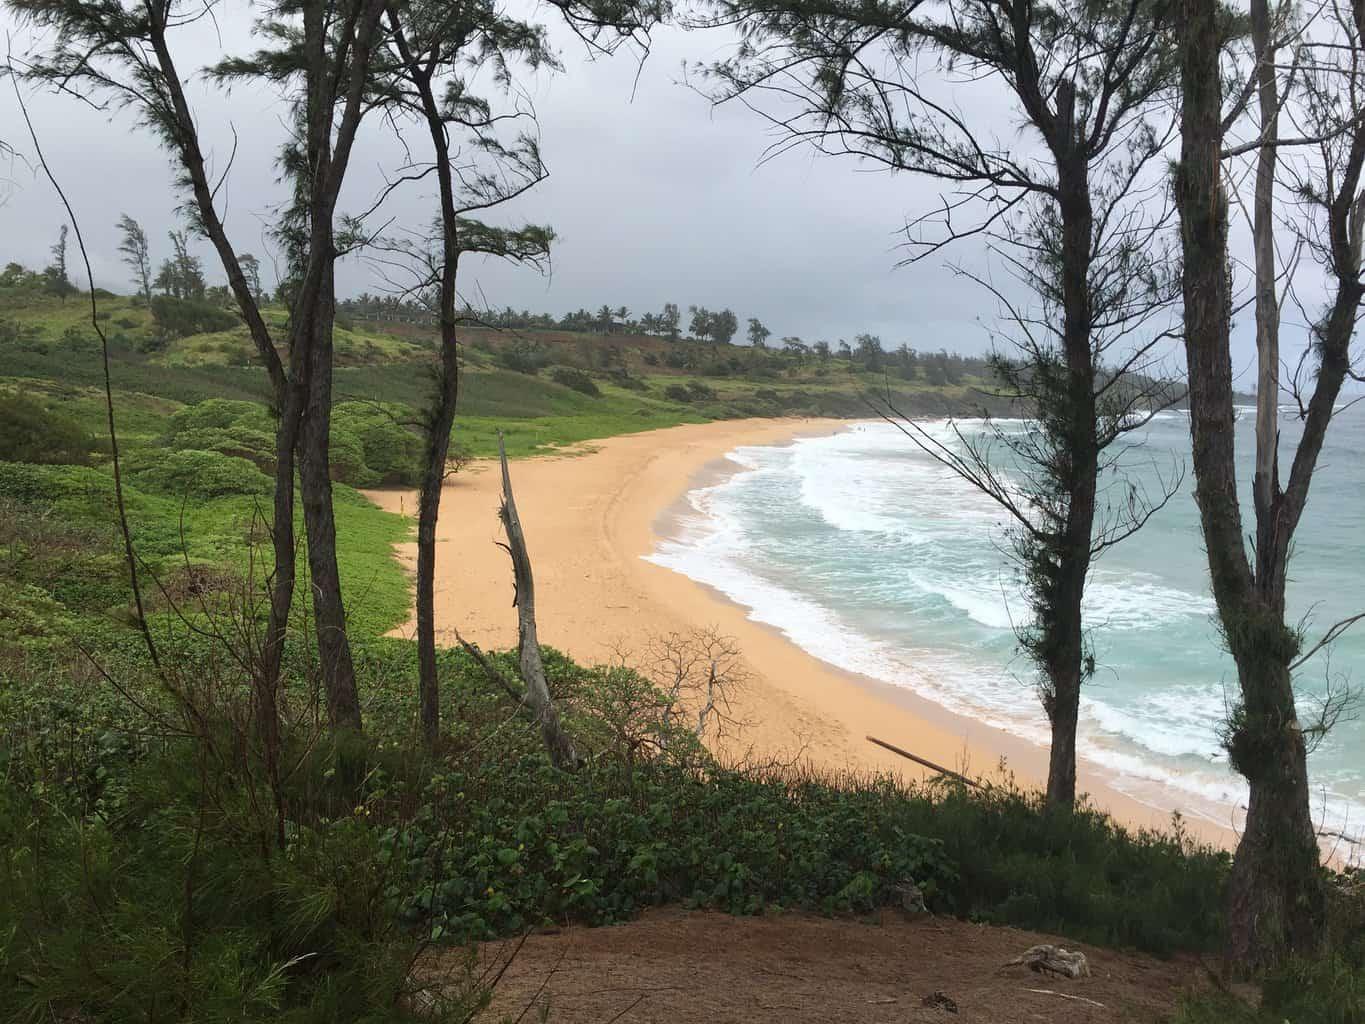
1176 0 1365 969
45 222 71 299
116 214 153 305
11 0 390 736
373 0 661 748
372 0 554 745
704 0 1183 808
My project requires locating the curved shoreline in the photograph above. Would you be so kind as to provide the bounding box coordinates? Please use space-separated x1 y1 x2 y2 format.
364 418 1239 848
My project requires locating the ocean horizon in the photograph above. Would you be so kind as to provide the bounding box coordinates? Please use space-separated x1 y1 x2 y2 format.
647 407 1365 860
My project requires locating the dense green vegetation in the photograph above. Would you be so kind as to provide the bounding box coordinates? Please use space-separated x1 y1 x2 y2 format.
1 618 1237 1020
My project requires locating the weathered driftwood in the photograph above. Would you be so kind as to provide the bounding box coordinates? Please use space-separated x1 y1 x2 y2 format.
1004 944 1091 979
866 735 982 789
498 433 578 769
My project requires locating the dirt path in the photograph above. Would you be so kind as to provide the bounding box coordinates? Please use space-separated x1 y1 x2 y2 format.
444 909 1199 1023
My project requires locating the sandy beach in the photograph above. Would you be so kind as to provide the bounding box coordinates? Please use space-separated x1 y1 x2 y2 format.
365 418 1238 844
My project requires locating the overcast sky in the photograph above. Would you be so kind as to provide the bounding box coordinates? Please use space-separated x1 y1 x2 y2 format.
0 2 1320 380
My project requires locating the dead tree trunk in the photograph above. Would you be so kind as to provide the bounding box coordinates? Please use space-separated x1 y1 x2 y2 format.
498 433 577 769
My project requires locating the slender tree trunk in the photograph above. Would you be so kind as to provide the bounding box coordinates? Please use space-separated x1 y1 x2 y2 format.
387 12 463 748
256 387 302 793
414 356 457 746
298 264 362 732
1177 0 1325 969
1041 107 1098 811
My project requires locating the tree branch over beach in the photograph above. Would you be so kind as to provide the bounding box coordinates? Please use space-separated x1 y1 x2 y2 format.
701 0 1185 809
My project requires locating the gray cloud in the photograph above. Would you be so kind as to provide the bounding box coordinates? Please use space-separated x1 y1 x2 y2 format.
0 2 1330 382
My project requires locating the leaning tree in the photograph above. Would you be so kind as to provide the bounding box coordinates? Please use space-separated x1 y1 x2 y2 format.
704 0 1184 807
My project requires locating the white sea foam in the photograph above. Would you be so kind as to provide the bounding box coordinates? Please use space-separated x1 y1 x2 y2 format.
647 420 1365 861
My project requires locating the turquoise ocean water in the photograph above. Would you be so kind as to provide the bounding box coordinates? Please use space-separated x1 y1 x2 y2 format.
647 407 1365 857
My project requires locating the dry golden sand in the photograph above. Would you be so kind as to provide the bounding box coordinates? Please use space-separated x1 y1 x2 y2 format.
364 418 1237 846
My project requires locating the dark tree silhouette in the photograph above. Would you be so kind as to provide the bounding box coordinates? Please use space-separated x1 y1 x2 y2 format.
116 213 153 305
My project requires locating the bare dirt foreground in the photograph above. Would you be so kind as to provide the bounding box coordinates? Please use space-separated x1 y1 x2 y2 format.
439 909 1198 1023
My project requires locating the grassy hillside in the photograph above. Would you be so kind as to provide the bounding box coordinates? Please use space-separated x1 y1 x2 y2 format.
0 275 1012 668
2 275 1008 455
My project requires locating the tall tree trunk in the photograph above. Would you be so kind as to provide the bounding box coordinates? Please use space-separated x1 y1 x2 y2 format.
1041 101 1098 811
146 22 293 773
414 350 458 746
1177 0 1324 969
387 11 463 748
1249 0 1281 572
298 264 362 732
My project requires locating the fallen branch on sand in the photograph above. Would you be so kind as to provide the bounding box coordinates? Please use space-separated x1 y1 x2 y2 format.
866 735 982 789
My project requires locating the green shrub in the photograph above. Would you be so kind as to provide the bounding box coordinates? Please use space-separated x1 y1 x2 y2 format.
332 402 422 485
664 382 693 403
493 339 550 375
605 368 648 392
550 366 601 397
0 317 44 349
167 398 272 436
162 400 277 472
169 425 276 472
0 753 493 1023
150 295 239 340
687 380 716 401
125 448 271 499
0 393 93 465
327 428 374 486
395 755 956 940
1175 953 1364 1024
